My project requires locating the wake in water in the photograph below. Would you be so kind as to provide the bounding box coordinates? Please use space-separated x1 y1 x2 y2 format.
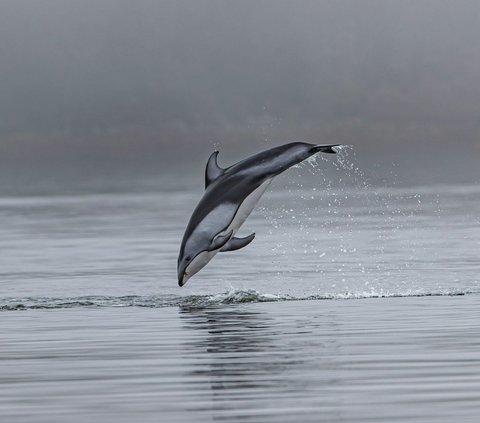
1 288 475 311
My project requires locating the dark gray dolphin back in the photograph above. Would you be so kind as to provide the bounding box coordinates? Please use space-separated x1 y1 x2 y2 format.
224 142 337 179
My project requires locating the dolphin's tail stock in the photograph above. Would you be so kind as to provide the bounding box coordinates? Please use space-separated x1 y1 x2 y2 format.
311 144 340 154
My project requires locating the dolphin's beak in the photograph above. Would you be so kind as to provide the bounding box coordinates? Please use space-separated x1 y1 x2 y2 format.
178 271 189 287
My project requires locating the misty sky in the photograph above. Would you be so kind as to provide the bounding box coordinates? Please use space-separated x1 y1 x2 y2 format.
1 0 480 160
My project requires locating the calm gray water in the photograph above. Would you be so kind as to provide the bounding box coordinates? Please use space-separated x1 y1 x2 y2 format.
1 152 480 422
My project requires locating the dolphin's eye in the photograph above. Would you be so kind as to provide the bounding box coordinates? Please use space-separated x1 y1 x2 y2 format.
185 256 191 262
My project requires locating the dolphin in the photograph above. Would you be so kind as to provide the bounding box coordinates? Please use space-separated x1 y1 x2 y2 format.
177 142 339 286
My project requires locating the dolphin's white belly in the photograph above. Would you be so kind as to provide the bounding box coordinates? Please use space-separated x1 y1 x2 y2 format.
223 178 272 236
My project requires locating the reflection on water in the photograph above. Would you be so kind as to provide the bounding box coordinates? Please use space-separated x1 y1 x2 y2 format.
181 307 283 419
179 305 343 422
180 307 274 353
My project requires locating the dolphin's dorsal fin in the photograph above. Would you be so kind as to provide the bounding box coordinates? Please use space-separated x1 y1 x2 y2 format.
205 151 225 188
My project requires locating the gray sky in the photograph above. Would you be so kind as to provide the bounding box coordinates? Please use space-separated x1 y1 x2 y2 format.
1 0 479 161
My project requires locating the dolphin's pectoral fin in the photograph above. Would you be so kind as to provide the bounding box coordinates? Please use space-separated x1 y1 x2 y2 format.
209 230 233 251
220 233 255 252
205 151 225 188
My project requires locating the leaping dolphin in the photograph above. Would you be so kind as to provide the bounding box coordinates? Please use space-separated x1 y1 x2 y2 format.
177 142 340 286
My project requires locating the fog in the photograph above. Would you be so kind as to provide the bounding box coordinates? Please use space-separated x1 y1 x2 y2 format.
1 0 479 164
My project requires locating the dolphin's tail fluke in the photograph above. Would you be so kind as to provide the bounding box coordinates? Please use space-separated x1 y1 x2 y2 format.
311 144 340 154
